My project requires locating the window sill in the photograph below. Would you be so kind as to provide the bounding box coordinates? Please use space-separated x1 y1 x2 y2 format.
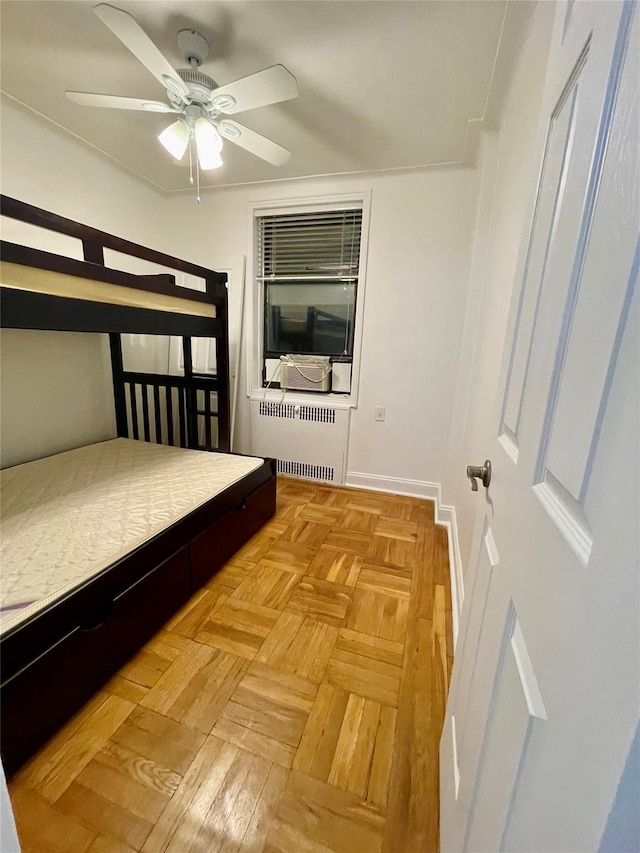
248 389 356 409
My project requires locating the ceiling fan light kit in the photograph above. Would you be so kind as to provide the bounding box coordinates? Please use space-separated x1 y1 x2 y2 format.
158 120 189 161
65 3 299 197
194 118 223 170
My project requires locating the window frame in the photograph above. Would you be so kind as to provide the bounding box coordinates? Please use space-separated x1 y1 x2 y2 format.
247 191 371 407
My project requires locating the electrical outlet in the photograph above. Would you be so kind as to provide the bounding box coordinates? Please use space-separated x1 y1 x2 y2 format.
375 406 386 422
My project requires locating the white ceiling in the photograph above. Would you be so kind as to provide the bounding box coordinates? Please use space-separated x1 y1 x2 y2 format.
0 1 514 193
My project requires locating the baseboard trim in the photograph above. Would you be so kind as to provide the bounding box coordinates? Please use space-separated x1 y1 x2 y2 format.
436 501 463 646
345 471 463 644
345 471 441 501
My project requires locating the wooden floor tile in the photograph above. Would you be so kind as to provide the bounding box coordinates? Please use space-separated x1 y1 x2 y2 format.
207 556 255 590
72 742 175 823
282 518 333 548
55 779 154 849
143 736 286 853
323 528 372 556
87 836 139 853
11 786 97 853
118 632 192 689
233 563 300 610
335 627 404 668
9 481 452 853
110 706 205 773
346 587 409 644
256 611 338 682
343 495 385 515
294 682 397 806
383 508 448 853
195 597 280 659
140 641 248 733
366 534 417 568
357 563 412 598
213 663 316 768
103 674 149 705
233 532 280 566
327 635 403 708
298 503 344 526
165 586 229 638
374 517 419 542
260 539 317 574
377 498 417 522
337 507 379 533
306 546 363 587
15 693 135 803
265 770 385 853
287 577 352 627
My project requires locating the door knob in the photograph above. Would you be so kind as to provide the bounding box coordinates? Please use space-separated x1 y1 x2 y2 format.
467 459 491 491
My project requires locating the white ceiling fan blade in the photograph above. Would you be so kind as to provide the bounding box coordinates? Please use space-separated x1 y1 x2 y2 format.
94 4 189 100
66 91 178 112
217 120 291 166
210 65 298 115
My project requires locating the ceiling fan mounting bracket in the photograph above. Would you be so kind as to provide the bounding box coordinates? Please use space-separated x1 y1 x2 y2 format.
177 29 209 68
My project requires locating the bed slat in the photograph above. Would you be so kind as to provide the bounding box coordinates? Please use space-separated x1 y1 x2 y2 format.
178 387 187 448
166 386 175 446
128 382 139 440
141 385 151 442
153 385 162 444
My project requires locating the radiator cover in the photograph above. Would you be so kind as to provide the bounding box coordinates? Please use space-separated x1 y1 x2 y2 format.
250 400 350 484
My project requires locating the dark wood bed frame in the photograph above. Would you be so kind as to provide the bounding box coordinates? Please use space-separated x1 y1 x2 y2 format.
0 196 277 775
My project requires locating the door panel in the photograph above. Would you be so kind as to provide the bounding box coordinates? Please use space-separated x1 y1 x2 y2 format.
499 12 620 461
464 613 547 853
532 12 639 560
453 521 500 758
500 55 581 457
442 2 639 850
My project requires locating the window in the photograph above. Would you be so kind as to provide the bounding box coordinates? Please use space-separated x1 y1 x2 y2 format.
257 207 363 385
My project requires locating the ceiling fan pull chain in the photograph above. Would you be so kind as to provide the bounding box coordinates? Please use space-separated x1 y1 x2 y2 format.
189 138 194 185
196 155 201 204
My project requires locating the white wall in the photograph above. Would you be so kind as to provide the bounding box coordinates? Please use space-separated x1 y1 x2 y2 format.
1 97 483 495
164 167 480 485
0 98 176 467
443 2 555 581
0 330 115 468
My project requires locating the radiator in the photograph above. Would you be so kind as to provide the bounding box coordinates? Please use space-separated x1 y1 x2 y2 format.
250 400 350 484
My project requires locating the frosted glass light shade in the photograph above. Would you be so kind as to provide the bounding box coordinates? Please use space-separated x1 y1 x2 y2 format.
158 120 189 160
195 118 223 170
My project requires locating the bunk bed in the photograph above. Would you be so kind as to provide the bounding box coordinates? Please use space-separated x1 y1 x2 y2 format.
0 196 277 775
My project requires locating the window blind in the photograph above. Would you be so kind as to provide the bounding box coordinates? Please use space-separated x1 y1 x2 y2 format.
257 208 363 281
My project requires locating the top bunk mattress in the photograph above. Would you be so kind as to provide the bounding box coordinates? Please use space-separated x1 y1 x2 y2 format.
0 261 217 319
0 438 263 634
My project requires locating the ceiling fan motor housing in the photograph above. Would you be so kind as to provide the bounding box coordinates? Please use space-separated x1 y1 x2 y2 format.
177 68 217 104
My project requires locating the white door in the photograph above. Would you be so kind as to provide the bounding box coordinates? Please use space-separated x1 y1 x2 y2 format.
441 2 639 851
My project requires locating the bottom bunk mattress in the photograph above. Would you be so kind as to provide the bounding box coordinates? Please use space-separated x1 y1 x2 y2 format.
0 437 264 635
1 439 275 774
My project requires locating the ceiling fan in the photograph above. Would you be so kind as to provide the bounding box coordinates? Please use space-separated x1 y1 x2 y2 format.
66 4 298 176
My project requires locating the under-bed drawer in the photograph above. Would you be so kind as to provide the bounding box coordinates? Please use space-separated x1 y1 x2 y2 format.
190 476 276 590
1 545 190 775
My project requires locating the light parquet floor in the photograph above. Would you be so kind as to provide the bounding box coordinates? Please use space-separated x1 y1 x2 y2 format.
8 478 453 853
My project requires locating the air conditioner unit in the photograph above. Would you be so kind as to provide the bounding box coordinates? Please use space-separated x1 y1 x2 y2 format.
279 355 331 392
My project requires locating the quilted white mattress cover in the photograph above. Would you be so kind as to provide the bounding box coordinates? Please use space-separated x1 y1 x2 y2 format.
0 438 263 634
